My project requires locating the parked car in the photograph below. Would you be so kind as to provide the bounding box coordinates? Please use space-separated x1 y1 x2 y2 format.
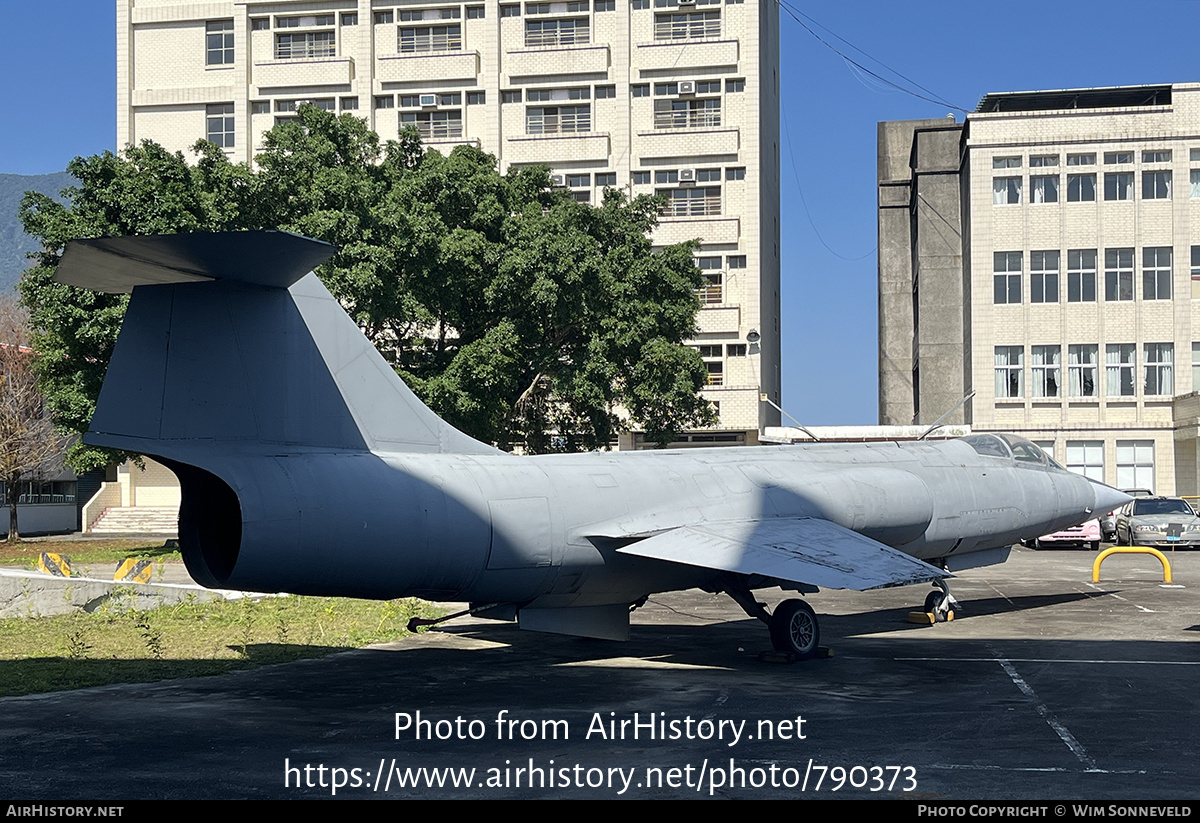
1114 496 1200 548
1101 488 1153 541
1033 518 1101 550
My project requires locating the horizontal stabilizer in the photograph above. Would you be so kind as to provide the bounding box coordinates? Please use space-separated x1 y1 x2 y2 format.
54 231 335 294
616 518 946 591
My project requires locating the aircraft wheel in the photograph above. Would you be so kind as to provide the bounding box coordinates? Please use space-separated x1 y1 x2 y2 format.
924 590 954 622
769 599 819 659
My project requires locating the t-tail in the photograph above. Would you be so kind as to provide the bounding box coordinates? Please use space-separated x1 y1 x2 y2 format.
55 231 498 594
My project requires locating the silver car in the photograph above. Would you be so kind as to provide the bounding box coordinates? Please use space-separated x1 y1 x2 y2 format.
1114 496 1200 548
1101 488 1153 541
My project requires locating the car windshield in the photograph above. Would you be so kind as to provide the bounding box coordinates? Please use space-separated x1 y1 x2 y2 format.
1132 499 1193 516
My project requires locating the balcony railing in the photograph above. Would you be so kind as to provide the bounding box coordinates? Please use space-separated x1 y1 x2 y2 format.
275 32 336 60
525 23 589 47
653 16 720 41
526 111 591 135
653 109 721 130
400 28 462 53
659 190 721 217
697 284 722 305
402 117 464 141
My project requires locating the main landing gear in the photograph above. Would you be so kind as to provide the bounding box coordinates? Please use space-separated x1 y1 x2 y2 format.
719 577 822 660
922 578 960 622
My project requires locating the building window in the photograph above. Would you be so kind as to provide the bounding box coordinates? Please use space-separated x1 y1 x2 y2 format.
1143 150 1171 163
1067 249 1097 302
1193 342 1200 389
726 167 745 180
467 91 486 105
1104 151 1133 165
571 190 591 203
653 97 720 129
697 168 720 182
1068 344 1098 397
1143 170 1172 200
525 18 589 46
655 11 720 40
501 90 522 104
374 95 395 109
657 187 721 217
1144 343 1174 395
596 0 616 9
1143 247 1172 300
1191 170 1200 199
593 172 615 186
526 105 590 134
727 254 746 268
467 5 486 18
340 96 359 110
726 78 745 93
276 30 336 59
1030 250 1059 302
632 171 650 185
632 0 650 8
1104 247 1134 301
696 257 722 304
994 346 1023 399
993 176 1020 205
1104 172 1133 201
631 84 650 98
1066 441 1104 482
401 110 463 140
206 20 234 65
993 251 1022 304
595 85 616 99
251 100 270 115
1067 153 1095 166
1030 155 1058 167
341 12 358 25
1031 175 1058 204
400 8 462 21
1116 441 1155 489
1193 246 1200 298
374 11 395 24
251 17 270 31
400 25 462 52
1031 345 1061 398
656 170 678 183
205 103 234 147
567 173 591 187
501 5 521 18
1106 343 1136 397
993 156 1021 169
696 344 724 386
1067 173 1095 202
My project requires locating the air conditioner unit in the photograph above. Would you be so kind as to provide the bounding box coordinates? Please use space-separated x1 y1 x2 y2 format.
679 0 697 5
419 94 438 107
549 174 566 187
678 168 697 184
677 80 696 96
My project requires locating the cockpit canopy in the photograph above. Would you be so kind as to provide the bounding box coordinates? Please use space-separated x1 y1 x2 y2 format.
959 434 1065 470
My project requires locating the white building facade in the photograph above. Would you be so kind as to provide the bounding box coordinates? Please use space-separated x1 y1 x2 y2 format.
879 84 1200 495
117 0 782 443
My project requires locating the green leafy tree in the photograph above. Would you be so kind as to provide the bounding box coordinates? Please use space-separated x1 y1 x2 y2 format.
19 105 714 465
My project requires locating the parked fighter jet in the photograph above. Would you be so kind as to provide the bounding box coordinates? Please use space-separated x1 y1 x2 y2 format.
56 232 1129 657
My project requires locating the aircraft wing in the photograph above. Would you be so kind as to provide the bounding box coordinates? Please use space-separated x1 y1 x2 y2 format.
614 518 946 591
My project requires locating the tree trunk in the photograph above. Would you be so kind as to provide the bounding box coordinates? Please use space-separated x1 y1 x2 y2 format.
6 474 19 543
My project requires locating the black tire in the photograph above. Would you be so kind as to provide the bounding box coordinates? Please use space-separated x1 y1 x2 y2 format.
769 599 820 659
1091 541 1100 551
924 590 946 614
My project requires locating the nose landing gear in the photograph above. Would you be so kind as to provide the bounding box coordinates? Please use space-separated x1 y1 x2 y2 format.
921 578 960 622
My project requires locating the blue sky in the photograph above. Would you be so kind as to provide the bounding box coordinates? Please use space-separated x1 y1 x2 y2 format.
2 1 1198 425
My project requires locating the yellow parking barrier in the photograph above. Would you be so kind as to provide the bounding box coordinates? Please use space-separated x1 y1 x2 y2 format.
1092 547 1172 584
37 552 72 577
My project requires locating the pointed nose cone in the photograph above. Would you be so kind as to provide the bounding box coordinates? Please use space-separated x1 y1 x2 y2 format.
1089 479 1132 515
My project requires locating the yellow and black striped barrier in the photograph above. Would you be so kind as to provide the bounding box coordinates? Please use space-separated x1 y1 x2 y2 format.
114 558 153 583
37 552 72 577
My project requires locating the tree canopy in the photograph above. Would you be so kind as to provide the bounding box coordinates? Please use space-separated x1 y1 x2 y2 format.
19 105 714 468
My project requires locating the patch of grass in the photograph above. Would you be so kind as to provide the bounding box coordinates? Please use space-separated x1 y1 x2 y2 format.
0 595 439 697
0 540 180 571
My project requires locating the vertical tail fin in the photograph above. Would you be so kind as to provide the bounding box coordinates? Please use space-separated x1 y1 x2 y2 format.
56 232 497 457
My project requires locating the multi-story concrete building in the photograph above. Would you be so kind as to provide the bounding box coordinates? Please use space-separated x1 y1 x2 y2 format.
879 83 1200 495
117 0 781 445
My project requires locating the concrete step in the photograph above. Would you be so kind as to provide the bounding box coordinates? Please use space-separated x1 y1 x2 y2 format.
89 506 179 535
